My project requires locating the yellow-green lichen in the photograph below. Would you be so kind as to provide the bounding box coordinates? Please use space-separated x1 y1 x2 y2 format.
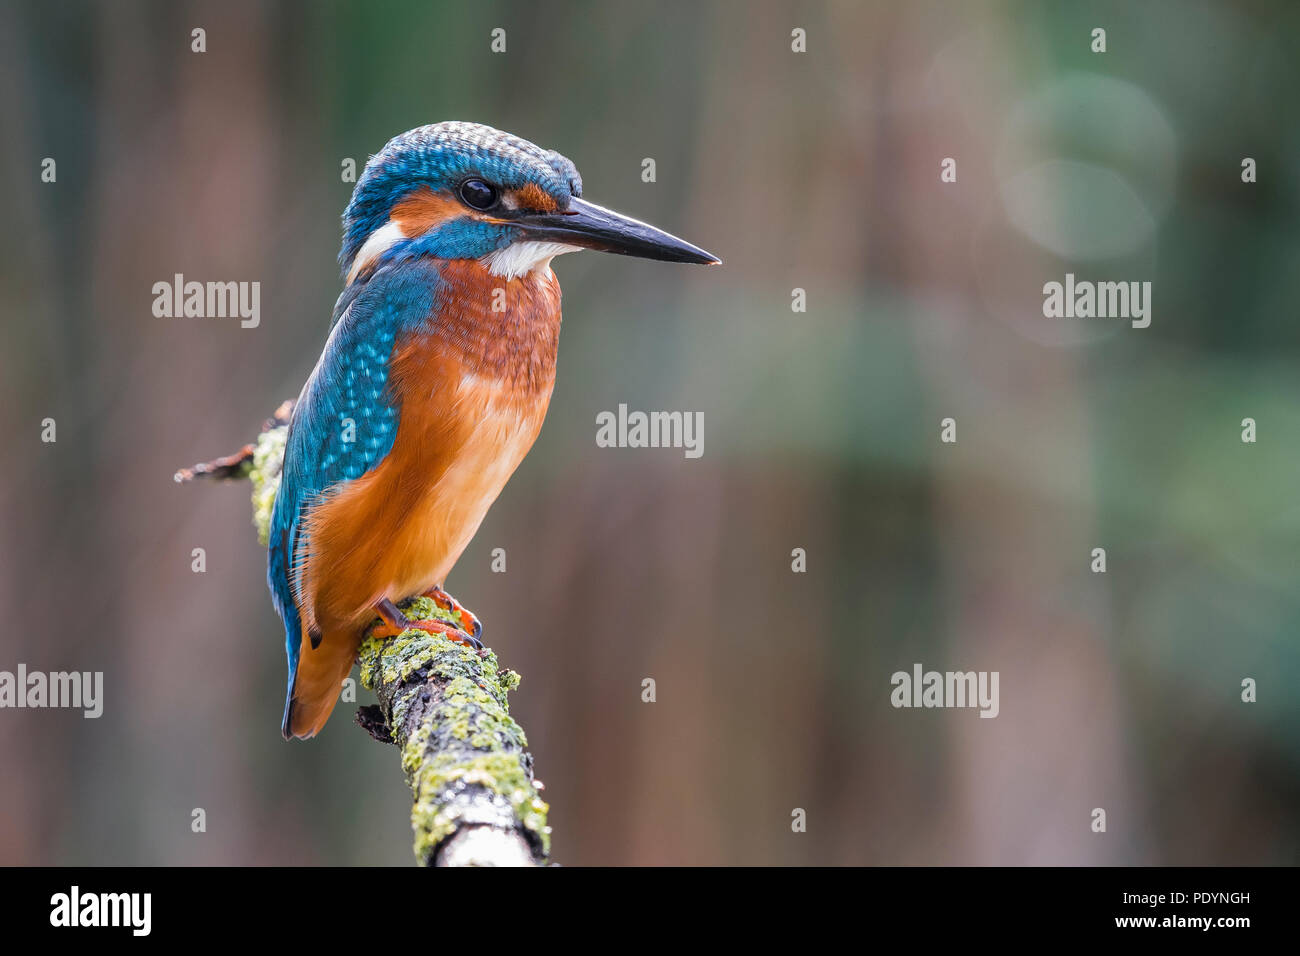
356 598 462 687
409 752 551 861
358 608 547 862
248 425 288 545
401 722 432 773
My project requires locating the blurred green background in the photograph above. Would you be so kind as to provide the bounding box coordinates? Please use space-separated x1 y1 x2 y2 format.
1 0 1297 865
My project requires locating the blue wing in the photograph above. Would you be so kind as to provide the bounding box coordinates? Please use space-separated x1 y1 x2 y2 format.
267 261 440 736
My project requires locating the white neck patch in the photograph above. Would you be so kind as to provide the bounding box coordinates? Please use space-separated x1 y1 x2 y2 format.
346 220 406 285
483 241 583 280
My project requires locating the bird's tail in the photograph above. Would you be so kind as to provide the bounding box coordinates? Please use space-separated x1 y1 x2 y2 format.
281 624 359 740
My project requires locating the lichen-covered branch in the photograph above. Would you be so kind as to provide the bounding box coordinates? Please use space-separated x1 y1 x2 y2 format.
357 599 549 865
176 403 550 866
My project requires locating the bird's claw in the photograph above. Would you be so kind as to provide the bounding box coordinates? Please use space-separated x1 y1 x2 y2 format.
370 616 483 651
423 586 483 640
407 619 483 651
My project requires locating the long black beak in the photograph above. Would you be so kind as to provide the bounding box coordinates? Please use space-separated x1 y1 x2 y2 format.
513 197 720 265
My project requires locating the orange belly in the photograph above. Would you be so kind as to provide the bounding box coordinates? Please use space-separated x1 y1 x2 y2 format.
298 359 552 635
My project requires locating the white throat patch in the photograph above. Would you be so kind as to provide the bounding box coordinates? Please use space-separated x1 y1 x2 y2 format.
483 241 583 280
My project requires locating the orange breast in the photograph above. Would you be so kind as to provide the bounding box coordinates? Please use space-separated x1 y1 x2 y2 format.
297 261 562 634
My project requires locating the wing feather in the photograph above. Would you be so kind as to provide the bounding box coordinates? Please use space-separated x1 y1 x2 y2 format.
266 262 440 694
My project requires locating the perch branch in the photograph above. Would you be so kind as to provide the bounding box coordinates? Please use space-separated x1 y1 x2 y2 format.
177 402 550 866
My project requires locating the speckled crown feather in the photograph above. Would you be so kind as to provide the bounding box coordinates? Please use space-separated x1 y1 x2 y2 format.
339 122 583 276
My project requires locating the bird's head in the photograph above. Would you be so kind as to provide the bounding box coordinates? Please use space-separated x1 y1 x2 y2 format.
340 121 719 284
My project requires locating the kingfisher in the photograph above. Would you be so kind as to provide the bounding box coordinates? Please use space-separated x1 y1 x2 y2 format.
268 121 718 739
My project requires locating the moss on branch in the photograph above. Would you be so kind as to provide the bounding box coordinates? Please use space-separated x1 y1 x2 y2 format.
357 597 549 865
248 423 287 547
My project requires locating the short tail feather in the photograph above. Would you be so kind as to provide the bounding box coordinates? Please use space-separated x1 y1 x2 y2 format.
282 625 358 740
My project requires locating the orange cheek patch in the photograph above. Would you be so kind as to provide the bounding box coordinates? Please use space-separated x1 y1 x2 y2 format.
391 187 464 237
513 183 558 213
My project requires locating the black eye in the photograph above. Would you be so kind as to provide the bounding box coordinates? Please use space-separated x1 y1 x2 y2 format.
459 178 498 210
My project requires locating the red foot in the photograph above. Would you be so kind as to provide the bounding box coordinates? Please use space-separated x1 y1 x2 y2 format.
371 597 482 649
421 586 483 640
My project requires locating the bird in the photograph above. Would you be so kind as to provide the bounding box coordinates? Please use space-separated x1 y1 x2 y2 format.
267 121 719 739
